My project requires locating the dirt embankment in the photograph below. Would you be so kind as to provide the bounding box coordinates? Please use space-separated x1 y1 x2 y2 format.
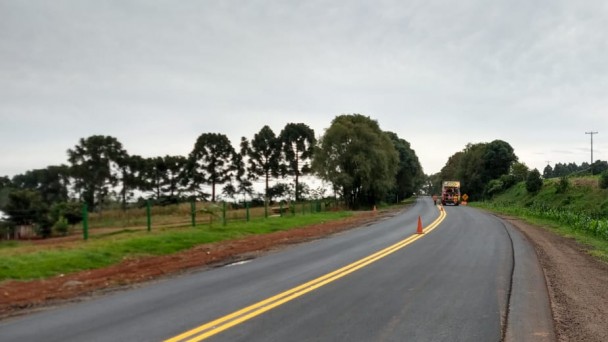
2 209 607 342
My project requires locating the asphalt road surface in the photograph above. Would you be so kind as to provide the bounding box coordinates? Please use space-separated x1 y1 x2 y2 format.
0 198 554 341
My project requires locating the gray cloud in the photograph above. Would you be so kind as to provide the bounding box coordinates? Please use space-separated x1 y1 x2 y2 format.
1 0 607 177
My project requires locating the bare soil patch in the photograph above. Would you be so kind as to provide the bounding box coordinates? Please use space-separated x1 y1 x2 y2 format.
502 216 608 342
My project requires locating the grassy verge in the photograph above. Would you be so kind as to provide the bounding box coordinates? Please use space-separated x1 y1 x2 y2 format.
0 211 352 281
472 202 608 263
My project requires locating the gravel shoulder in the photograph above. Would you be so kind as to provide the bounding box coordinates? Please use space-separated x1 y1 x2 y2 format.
501 216 608 342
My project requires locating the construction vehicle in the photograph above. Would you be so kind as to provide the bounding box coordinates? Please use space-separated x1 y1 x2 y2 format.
441 181 461 206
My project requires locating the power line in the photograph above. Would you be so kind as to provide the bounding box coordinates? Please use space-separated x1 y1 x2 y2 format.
585 131 599 164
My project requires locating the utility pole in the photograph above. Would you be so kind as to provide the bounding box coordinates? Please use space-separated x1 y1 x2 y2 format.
585 131 598 164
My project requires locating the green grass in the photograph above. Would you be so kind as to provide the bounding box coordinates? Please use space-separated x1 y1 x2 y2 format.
0 211 352 281
472 175 608 263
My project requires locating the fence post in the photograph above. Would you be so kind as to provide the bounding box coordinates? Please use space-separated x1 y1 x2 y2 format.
146 200 151 232
246 201 250 222
191 200 196 227
279 202 283 217
222 201 227 226
82 203 88 241
265 199 268 218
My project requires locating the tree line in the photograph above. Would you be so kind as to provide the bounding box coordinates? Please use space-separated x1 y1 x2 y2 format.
542 160 608 179
426 140 521 200
426 140 608 200
0 114 424 236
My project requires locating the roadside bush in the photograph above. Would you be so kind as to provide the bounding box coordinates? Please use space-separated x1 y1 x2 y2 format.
485 179 505 198
499 174 517 189
600 171 608 189
526 169 543 194
50 201 83 226
556 176 569 194
53 216 69 236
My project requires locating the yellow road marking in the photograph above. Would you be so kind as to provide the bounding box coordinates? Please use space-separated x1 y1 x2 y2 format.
166 207 447 342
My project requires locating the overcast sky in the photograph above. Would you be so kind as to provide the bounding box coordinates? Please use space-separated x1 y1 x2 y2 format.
1 0 606 180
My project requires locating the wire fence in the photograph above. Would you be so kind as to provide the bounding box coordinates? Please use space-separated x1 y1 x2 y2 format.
1 199 344 241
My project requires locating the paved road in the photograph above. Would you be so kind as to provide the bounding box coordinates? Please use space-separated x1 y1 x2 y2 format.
0 198 553 341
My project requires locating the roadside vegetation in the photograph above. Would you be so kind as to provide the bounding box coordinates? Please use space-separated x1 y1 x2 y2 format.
0 211 352 281
473 173 608 262
0 115 425 241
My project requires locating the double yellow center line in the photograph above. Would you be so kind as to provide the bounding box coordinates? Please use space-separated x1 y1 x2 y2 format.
166 207 447 342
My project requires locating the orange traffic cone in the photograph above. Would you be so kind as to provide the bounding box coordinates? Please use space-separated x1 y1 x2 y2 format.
416 216 424 234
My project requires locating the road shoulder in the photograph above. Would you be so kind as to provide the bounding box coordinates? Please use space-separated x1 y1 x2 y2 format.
501 219 555 341
501 215 608 342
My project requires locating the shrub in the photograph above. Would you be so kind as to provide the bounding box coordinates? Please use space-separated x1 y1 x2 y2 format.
526 169 543 193
499 174 517 189
53 216 70 236
600 171 608 189
556 176 569 194
485 179 505 198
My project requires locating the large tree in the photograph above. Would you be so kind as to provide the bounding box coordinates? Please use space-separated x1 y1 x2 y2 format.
67 135 127 210
116 154 145 210
189 133 236 202
279 123 316 202
385 132 424 200
242 126 281 201
440 140 517 200
4 189 51 237
0 176 11 210
11 165 70 204
313 114 398 209
222 152 254 203
510 161 529 182
142 155 187 203
542 164 553 179
483 140 517 181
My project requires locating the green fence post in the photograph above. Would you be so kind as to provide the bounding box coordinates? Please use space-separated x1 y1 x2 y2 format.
146 200 151 232
265 200 268 218
82 203 88 241
279 202 283 217
191 200 196 227
246 201 250 222
291 202 295 216
222 201 227 226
